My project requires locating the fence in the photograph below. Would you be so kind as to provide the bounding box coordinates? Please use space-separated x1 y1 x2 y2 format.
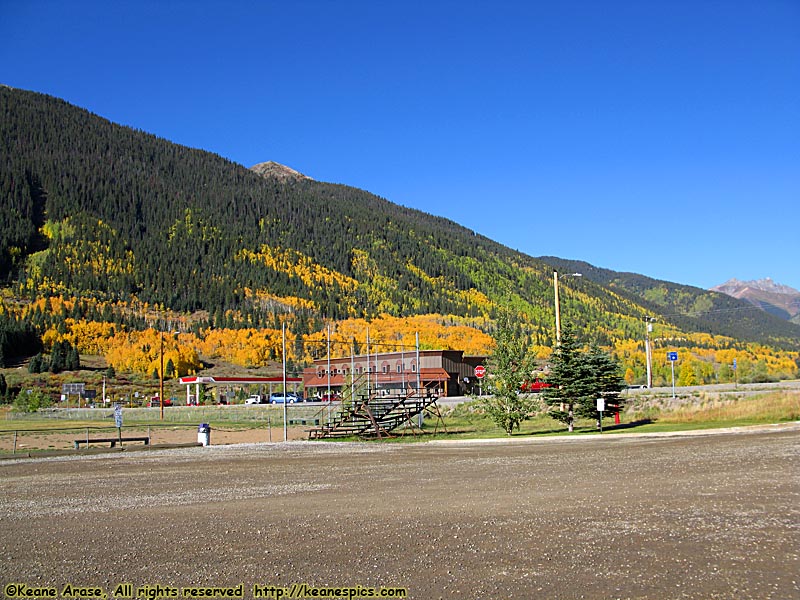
0 404 328 454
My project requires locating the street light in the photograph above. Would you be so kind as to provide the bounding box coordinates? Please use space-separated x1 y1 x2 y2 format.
159 328 179 420
159 330 165 420
553 270 582 344
644 316 655 388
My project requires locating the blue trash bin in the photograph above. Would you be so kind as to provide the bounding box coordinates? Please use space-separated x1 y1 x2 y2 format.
197 423 211 446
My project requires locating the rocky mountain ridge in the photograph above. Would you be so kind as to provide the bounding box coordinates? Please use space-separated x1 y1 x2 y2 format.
250 161 311 181
711 278 800 323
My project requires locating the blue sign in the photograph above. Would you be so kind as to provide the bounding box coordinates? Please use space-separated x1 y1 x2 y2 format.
667 352 678 362
733 358 737 370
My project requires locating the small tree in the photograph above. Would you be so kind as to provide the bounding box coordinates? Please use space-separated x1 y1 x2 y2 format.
49 341 65 373
13 388 52 413
66 344 80 370
578 345 626 426
542 324 592 432
543 326 626 431
479 310 539 435
28 353 44 374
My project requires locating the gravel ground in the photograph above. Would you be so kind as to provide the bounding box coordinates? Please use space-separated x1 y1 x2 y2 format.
1 424 799 600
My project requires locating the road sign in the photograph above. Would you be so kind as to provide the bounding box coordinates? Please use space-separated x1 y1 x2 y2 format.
61 382 85 395
733 358 737 370
667 352 678 362
474 365 486 379
596 398 605 412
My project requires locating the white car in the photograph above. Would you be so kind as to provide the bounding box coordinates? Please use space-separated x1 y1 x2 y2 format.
269 393 298 404
244 395 264 405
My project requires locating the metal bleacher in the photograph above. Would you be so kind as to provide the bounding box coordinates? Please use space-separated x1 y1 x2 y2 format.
307 387 442 439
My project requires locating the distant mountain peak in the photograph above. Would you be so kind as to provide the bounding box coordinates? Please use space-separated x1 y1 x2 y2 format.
711 278 800 321
250 161 311 182
712 278 799 297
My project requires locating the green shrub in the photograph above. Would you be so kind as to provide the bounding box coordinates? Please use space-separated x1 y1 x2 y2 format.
13 388 53 412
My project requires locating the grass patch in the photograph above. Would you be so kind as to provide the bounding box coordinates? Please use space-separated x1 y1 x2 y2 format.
637 391 800 427
2 389 798 447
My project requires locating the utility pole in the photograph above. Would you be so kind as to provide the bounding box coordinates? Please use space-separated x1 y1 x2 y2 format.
159 329 165 419
645 317 654 388
554 270 562 345
553 270 582 345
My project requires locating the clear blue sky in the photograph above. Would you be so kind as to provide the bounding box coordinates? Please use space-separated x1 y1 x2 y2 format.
2 0 798 291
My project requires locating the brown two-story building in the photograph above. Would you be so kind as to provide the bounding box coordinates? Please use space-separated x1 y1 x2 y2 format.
303 349 486 398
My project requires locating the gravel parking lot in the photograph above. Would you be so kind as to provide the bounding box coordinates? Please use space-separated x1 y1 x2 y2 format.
2 424 798 599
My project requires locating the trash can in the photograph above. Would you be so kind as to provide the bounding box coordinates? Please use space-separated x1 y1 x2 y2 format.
197 423 211 446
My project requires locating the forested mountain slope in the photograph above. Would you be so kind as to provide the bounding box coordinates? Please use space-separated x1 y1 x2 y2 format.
0 86 637 340
1 85 798 360
538 256 800 349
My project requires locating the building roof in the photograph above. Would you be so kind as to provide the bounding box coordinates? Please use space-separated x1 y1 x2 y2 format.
179 376 302 385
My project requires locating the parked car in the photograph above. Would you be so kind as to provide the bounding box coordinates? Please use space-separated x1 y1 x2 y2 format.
149 396 173 407
269 392 299 404
320 392 342 402
245 394 265 405
520 379 552 393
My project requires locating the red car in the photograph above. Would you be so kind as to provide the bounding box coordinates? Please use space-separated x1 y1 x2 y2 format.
148 396 173 407
520 379 552 393
320 392 342 402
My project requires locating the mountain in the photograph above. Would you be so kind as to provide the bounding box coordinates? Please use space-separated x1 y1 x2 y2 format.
2 85 799 356
537 257 800 349
711 278 800 324
0 86 567 333
250 161 311 182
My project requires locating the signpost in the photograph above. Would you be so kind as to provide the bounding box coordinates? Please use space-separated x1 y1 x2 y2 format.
667 352 678 398
61 382 86 407
474 365 485 397
596 398 605 433
114 403 123 447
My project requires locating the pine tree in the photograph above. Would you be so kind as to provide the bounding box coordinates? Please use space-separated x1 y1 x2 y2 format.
49 342 65 374
66 343 80 370
578 345 626 426
542 324 593 432
543 326 626 431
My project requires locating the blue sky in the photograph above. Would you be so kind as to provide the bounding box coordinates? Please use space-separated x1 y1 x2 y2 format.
2 0 799 291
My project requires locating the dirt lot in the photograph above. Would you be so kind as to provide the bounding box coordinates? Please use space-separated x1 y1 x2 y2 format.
0 424 308 454
1 424 798 600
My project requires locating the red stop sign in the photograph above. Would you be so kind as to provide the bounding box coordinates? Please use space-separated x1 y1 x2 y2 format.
474 365 486 379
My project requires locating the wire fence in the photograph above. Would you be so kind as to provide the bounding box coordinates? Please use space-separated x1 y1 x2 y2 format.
0 404 333 455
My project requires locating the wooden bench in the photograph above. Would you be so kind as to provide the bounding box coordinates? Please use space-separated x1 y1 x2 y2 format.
74 436 150 449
